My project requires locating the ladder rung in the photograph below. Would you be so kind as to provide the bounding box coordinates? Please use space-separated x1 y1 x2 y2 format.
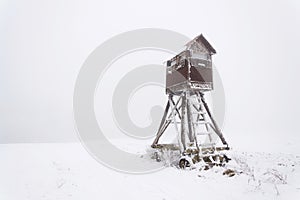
193 121 210 124
192 111 206 114
193 102 202 105
196 132 211 135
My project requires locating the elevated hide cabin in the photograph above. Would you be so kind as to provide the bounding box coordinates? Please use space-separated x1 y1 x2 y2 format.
166 34 216 95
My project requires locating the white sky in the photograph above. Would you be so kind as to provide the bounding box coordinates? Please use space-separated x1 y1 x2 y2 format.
0 0 300 152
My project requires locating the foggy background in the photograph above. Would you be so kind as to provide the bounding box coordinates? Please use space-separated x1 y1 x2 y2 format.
1 0 300 153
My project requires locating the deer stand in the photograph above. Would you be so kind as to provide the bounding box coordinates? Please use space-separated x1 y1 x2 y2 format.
151 91 230 169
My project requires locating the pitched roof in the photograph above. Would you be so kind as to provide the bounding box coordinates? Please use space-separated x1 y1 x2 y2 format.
185 34 216 54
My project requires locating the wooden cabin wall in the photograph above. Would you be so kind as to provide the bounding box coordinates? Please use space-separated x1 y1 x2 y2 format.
166 66 188 89
190 66 213 83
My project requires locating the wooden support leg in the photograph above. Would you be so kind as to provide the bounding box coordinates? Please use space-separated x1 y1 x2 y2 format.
152 96 183 147
199 92 228 146
151 101 170 147
186 97 194 143
180 94 187 150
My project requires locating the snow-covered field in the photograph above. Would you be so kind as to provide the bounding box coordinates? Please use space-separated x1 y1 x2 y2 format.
0 143 299 200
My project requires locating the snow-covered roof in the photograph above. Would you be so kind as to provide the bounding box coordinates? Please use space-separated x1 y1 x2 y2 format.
185 34 216 54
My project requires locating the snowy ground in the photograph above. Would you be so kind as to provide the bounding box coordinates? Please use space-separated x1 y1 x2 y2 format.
0 143 299 200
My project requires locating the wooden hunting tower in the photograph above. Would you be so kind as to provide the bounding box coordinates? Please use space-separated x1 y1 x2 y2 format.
152 34 229 168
